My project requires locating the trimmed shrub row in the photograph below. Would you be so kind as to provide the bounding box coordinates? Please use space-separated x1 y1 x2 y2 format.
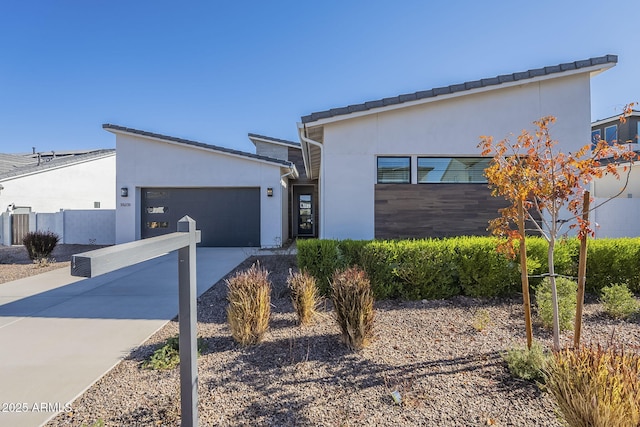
297 237 640 300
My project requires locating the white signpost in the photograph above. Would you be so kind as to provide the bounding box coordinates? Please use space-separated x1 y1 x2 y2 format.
71 216 201 427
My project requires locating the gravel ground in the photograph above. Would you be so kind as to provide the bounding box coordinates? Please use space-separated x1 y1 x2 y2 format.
36 254 640 427
0 244 109 284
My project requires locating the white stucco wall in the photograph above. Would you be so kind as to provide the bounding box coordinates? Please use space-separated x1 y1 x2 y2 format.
114 134 286 247
0 155 116 213
593 197 640 238
593 163 640 199
319 73 593 240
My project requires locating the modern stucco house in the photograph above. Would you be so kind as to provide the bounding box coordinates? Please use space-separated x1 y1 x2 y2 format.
107 54 618 247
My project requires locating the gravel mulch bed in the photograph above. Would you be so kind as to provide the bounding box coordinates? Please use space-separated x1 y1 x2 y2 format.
0 244 109 284
41 254 640 427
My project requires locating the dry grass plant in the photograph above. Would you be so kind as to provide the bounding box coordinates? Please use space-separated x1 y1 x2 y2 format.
226 262 271 346
331 266 375 350
287 270 321 326
545 343 640 427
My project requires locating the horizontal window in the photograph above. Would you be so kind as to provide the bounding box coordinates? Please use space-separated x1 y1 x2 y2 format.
146 221 169 229
377 157 410 183
418 157 490 183
146 190 168 199
146 206 168 214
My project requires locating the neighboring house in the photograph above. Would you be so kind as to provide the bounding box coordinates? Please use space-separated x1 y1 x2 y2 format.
0 149 116 213
590 110 640 238
0 149 116 245
106 54 618 247
591 109 640 146
297 55 618 240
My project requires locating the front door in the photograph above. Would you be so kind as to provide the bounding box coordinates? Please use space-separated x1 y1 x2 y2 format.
297 193 314 236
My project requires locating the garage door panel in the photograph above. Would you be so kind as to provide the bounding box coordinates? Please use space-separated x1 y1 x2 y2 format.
142 188 260 247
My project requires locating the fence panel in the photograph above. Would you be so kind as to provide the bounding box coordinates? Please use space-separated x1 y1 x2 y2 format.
11 214 29 245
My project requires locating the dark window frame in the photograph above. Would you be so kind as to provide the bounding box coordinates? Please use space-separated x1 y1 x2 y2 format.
376 156 411 184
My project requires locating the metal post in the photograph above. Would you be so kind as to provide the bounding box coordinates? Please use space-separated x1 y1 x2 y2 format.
71 216 201 426
177 216 198 427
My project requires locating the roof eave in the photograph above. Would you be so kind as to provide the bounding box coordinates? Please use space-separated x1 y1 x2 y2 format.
302 61 616 127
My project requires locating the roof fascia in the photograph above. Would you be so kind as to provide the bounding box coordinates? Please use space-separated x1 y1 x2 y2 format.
248 134 301 150
305 63 614 128
592 111 640 127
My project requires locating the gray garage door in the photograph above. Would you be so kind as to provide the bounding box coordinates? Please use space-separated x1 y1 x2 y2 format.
141 188 260 247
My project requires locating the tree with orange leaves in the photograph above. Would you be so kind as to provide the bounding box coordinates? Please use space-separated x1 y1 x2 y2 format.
479 114 636 350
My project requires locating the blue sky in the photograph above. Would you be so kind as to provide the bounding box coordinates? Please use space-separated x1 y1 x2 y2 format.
1 1 638 154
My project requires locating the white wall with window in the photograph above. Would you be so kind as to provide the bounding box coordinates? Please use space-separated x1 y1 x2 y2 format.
320 72 593 240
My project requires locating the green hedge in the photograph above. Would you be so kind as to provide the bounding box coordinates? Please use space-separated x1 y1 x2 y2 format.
297 237 640 300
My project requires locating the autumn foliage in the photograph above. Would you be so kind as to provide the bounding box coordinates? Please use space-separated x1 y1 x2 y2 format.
479 115 636 252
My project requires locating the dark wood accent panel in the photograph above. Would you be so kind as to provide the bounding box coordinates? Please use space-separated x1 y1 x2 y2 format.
375 184 509 239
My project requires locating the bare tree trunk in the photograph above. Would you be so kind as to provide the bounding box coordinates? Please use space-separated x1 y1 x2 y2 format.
517 199 533 349
548 238 561 351
574 191 590 348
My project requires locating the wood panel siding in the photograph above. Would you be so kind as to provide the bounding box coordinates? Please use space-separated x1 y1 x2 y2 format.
375 184 509 239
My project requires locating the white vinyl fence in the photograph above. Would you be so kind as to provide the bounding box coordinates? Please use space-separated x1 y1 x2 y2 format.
0 210 115 246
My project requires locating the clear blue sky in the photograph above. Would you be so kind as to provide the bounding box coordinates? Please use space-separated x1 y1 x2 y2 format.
1 1 638 154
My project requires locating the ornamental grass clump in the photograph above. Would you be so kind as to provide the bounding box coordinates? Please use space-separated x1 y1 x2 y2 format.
287 270 321 326
535 276 577 331
226 262 271 346
23 230 59 261
331 266 374 350
601 284 639 320
545 344 640 427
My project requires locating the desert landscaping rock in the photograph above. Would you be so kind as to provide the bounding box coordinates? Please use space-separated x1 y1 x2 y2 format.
2 249 637 426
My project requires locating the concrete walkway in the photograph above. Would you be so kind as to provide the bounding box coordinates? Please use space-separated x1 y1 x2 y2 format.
0 247 250 427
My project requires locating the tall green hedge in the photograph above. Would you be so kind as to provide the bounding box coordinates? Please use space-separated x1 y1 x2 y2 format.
297 237 640 300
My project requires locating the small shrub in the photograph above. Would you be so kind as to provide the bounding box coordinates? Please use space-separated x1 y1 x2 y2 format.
601 284 639 319
535 276 577 331
142 335 206 370
503 341 548 382
226 262 271 346
23 230 59 261
331 266 375 350
287 270 321 325
545 344 640 427
472 309 492 332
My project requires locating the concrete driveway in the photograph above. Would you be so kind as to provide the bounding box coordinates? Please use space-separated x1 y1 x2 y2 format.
0 247 250 427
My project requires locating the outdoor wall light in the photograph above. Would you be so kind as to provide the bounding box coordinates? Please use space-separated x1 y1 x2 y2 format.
121 187 129 197
267 187 273 197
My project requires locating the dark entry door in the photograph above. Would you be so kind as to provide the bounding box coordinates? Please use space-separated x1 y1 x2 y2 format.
141 187 260 247
297 193 314 236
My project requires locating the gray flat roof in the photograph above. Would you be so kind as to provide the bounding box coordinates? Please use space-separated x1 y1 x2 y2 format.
103 124 294 167
301 54 618 124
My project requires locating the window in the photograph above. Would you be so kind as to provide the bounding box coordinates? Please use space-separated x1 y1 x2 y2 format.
591 129 601 145
146 206 168 214
377 157 410 183
94 202 100 208
146 221 169 229
604 125 617 144
417 157 490 183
